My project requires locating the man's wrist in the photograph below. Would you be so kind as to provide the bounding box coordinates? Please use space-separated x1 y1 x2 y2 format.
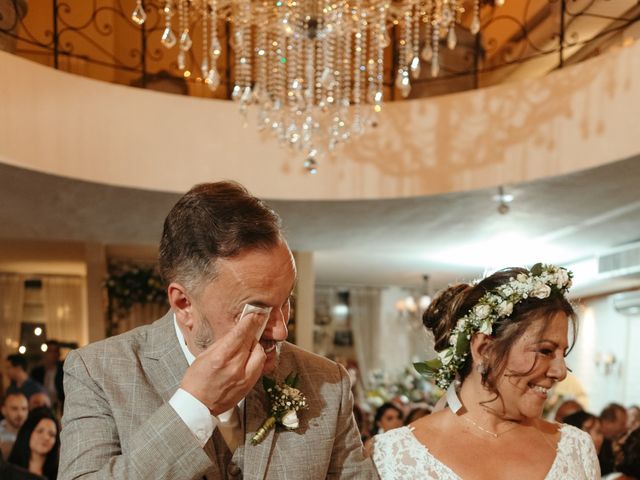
169 388 218 448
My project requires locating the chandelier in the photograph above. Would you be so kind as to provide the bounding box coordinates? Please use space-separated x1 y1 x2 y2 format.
131 0 506 173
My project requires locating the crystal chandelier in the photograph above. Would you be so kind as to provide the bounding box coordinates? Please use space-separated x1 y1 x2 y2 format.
131 0 506 173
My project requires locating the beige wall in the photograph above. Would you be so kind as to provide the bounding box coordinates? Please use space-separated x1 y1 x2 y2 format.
1 39 639 200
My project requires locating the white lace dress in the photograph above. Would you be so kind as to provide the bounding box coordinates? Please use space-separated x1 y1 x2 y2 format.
372 424 600 479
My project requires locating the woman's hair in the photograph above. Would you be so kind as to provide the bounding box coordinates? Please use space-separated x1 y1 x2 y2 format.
371 402 403 436
563 410 593 430
423 267 577 403
405 406 431 425
617 427 640 478
8 407 60 479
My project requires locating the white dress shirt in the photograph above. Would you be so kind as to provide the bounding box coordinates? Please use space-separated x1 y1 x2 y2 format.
168 315 244 450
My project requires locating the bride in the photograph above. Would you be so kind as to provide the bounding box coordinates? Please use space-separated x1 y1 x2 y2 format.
372 264 599 479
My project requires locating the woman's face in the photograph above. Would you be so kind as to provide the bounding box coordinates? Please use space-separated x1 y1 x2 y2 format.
378 408 403 433
583 417 604 454
494 311 569 420
29 418 57 457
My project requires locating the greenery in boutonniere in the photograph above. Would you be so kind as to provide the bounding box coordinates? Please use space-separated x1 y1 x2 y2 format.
251 372 308 445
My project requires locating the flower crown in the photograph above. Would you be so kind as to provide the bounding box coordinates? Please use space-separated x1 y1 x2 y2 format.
414 263 573 390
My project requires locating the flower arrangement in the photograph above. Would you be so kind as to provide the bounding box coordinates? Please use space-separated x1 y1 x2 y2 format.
414 263 573 390
251 372 308 445
104 261 168 337
365 366 442 409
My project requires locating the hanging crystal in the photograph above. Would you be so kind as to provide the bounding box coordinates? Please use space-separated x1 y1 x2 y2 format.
421 43 433 61
131 0 147 25
179 30 192 51
447 26 457 50
395 69 411 98
205 69 220 91
470 0 481 35
177 50 186 70
161 26 177 48
410 56 421 79
304 149 318 174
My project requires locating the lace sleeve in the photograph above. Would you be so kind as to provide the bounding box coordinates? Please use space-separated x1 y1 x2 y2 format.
578 429 601 479
552 425 601 480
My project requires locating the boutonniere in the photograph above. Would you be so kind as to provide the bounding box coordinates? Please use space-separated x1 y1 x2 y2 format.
251 372 308 445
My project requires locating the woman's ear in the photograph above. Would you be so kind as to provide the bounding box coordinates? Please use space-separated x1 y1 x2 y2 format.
470 332 493 369
167 282 194 329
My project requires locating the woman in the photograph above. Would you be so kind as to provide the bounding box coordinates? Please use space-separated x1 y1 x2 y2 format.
373 264 599 479
564 410 605 454
8 407 59 479
364 403 404 457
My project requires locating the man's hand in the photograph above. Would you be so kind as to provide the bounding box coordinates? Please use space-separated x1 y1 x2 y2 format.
180 312 266 415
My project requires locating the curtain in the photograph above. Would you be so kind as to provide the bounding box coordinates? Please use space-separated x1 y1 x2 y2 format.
0 272 25 356
117 302 168 334
350 286 382 390
42 276 84 346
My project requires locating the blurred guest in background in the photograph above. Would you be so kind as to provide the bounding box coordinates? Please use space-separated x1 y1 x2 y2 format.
0 392 29 459
405 406 431 426
364 402 404 457
30 341 64 416
28 393 51 412
564 410 604 454
603 427 640 480
5 356 45 401
555 399 583 423
601 403 630 475
0 456 45 480
8 407 59 480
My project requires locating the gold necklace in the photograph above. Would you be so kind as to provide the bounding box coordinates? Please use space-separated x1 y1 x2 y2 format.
460 414 521 439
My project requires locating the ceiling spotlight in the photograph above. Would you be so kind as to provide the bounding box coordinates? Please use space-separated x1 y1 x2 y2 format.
493 186 513 215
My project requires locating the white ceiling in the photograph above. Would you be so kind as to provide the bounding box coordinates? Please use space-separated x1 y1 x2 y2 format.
1 155 639 297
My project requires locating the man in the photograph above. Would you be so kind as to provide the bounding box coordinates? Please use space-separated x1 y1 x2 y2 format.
554 399 583 423
28 391 52 411
0 392 28 459
60 182 374 479
599 402 628 475
30 340 64 414
5 355 45 400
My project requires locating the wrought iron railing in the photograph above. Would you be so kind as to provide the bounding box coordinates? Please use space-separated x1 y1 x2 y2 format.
1 0 638 100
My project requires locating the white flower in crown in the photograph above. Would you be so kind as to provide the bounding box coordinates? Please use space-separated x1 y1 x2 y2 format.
478 319 493 335
556 269 570 289
439 348 455 366
474 304 491 320
281 410 299 429
531 282 552 299
497 301 513 317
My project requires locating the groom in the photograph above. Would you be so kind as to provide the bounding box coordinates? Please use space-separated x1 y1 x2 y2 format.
59 182 374 479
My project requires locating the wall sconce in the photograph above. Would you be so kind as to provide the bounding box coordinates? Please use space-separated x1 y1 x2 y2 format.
396 275 432 330
594 351 618 376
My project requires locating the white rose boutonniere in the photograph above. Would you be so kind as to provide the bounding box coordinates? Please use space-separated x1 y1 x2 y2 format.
251 372 308 445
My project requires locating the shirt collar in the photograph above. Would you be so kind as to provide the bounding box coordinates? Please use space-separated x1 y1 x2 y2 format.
173 313 196 366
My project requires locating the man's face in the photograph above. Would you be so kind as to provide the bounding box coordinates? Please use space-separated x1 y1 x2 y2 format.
5 361 21 382
179 239 296 375
603 409 628 440
1 393 28 430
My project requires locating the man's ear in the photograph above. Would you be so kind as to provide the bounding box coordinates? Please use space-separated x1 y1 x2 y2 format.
470 332 493 368
167 282 194 329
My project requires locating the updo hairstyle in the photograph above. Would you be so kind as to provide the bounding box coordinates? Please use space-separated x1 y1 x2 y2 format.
422 267 577 396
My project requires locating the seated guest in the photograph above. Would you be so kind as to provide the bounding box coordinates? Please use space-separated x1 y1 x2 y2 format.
0 392 29 459
5 355 45 400
603 428 640 480
27 393 51 412
8 407 60 480
601 403 630 475
564 410 604 454
364 403 404 456
30 341 64 415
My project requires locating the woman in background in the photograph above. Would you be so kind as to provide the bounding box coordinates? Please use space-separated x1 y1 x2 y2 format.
8 407 59 479
564 410 605 455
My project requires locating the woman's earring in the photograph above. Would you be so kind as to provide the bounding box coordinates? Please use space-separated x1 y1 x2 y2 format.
476 363 488 376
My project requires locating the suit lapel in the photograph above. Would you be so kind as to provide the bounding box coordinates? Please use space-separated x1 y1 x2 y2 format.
140 311 188 403
242 380 275 479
